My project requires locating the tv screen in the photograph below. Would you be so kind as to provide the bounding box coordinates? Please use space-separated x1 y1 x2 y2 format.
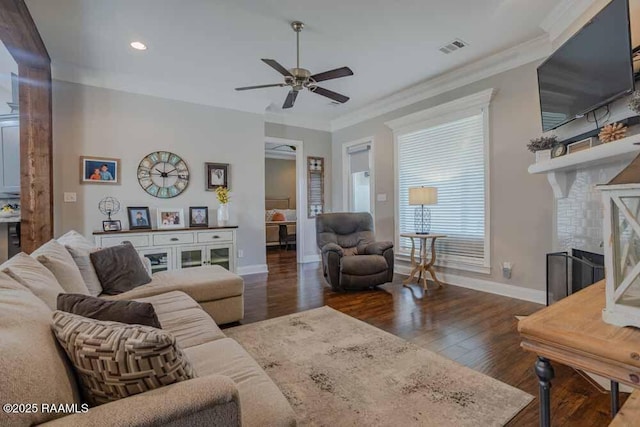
538 0 634 131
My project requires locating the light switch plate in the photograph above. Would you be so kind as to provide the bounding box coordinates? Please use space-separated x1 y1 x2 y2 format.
63 192 77 203
376 193 387 202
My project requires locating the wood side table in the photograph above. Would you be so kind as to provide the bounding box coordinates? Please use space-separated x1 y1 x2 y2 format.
400 233 447 291
518 281 640 427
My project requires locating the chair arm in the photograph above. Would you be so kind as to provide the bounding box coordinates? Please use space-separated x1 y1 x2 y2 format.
39 375 240 427
321 243 344 257
362 241 394 256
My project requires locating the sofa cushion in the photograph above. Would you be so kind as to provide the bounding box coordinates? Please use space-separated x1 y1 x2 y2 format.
58 230 96 252
104 265 243 302
1 253 65 310
90 242 151 295
32 239 90 295
133 291 227 348
65 246 103 297
340 254 388 276
185 338 296 427
0 274 81 427
51 311 196 406
57 293 161 328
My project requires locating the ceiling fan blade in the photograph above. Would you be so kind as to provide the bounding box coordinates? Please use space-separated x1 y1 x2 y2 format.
235 83 285 91
310 66 354 82
310 86 349 103
282 90 298 109
262 59 293 77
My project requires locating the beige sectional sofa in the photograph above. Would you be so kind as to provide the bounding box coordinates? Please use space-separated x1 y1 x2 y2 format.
0 232 297 427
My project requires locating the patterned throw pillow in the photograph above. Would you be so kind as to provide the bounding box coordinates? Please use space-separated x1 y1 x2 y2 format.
265 209 277 221
51 311 195 406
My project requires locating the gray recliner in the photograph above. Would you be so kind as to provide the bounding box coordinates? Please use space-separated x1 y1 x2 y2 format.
316 212 394 291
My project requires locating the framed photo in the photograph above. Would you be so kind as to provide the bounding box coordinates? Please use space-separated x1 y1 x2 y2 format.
206 163 229 190
102 220 122 232
127 207 151 230
157 208 185 229
189 206 209 227
80 156 120 184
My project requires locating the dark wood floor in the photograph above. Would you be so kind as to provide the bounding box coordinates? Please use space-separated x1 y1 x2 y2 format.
239 249 624 426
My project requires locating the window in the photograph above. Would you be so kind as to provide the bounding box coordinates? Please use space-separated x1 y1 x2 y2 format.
388 89 492 273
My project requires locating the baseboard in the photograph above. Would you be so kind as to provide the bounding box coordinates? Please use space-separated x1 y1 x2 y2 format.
395 264 546 304
237 264 268 275
302 254 321 263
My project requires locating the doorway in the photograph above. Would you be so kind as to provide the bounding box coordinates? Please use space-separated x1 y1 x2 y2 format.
264 137 304 267
343 138 374 215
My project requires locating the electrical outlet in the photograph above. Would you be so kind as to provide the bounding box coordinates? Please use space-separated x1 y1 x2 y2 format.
238 249 244 258
502 262 512 279
376 193 387 202
64 192 77 203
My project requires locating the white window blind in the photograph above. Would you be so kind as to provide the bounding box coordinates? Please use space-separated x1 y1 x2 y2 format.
397 113 487 267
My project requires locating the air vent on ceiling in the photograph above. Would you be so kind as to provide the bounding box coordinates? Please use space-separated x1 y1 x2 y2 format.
439 39 468 54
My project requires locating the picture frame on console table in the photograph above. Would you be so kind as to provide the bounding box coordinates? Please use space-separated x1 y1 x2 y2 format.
157 208 185 229
127 207 151 230
189 206 209 227
102 220 122 232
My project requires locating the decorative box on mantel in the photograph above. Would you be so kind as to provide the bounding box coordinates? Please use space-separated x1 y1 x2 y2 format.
599 153 640 328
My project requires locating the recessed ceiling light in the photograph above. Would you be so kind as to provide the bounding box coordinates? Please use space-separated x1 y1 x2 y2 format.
130 41 147 51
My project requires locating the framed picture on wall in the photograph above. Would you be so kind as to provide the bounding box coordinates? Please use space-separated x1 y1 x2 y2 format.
189 206 209 227
205 163 229 190
127 207 151 230
80 156 120 185
102 220 122 232
157 208 185 229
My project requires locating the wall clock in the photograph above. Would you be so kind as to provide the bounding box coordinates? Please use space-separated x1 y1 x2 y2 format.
137 151 190 198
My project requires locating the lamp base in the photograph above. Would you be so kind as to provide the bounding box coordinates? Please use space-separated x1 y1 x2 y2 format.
414 206 431 234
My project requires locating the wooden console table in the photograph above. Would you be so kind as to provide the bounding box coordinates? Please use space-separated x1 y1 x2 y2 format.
400 233 446 291
518 281 640 427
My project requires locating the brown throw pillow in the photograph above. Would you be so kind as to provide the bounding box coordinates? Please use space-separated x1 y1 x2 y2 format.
90 242 151 295
272 211 286 221
51 310 195 406
57 293 161 328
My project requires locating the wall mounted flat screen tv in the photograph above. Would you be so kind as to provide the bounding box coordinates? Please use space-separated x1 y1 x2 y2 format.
538 0 634 132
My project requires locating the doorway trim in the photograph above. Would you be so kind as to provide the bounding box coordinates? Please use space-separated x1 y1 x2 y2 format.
342 137 375 217
265 136 304 263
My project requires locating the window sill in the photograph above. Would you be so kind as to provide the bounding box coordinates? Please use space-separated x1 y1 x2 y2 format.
395 253 491 275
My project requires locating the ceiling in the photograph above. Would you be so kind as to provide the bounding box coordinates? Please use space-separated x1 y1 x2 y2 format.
26 0 561 127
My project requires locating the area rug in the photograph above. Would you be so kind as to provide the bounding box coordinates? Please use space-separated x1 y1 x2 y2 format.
225 306 533 426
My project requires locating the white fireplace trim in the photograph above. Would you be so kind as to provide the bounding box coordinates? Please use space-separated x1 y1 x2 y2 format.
528 133 640 198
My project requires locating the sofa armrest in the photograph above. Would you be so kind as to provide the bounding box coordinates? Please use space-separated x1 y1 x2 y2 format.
38 375 240 427
321 243 344 257
362 241 393 255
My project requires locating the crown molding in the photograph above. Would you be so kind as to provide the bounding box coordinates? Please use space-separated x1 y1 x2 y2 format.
330 35 551 132
385 88 494 132
264 111 332 132
540 0 600 42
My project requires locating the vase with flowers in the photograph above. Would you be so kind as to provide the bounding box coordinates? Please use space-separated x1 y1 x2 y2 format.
215 187 230 226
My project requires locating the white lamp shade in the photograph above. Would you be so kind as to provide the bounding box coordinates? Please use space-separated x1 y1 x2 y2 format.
409 187 437 205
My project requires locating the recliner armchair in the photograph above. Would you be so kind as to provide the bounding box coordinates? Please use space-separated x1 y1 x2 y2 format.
316 212 394 291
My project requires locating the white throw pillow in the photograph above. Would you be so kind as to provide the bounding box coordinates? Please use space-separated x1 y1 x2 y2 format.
265 209 276 221
1 253 65 310
32 239 90 295
57 230 103 297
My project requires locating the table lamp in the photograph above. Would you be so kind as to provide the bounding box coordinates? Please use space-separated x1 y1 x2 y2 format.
409 186 437 234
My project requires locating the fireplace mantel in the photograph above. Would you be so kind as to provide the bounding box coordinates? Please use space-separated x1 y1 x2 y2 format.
528 133 640 198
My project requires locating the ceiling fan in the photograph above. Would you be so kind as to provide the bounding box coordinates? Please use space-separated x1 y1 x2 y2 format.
235 21 353 109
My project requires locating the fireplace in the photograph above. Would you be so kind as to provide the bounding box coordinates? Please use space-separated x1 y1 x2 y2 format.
546 249 605 306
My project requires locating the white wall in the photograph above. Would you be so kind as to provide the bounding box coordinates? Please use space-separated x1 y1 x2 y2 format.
265 158 296 208
265 123 332 262
332 61 554 292
52 80 267 270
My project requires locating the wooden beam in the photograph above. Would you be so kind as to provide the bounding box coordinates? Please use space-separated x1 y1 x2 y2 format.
0 0 50 69
18 64 52 253
0 0 53 252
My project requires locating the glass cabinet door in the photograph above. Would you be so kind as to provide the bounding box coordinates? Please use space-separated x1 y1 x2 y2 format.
140 249 172 273
208 246 231 270
179 247 205 269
